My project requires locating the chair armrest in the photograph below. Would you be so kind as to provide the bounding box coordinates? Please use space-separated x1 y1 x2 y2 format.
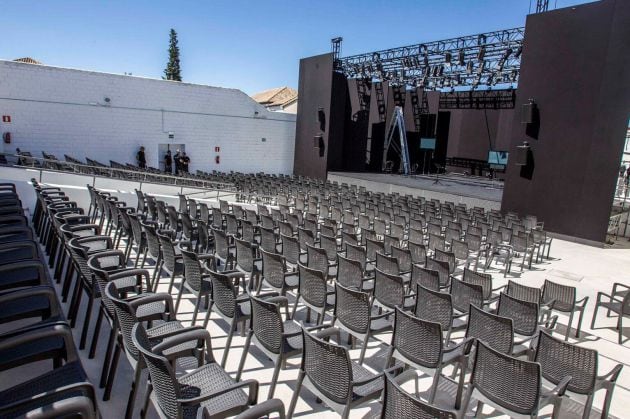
129 292 176 319
444 337 475 356
232 398 285 419
612 282 630 295
352 371 384 387
543 375 572 397
152 328 211 354
108 268 151 292
0 285 61 319
304 323 340 340
492 285 507 293
597 364 623 383
576 296 589 308
180 379 258 406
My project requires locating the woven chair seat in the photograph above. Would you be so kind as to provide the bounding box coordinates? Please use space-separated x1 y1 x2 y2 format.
350 363 384 399
0 361 86 406
597 300 622 312
285 273 299 288
179 363 249 418
282 320 303 352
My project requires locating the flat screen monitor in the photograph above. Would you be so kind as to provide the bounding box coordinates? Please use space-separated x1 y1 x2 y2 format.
488 150 508 166
420 138 436 150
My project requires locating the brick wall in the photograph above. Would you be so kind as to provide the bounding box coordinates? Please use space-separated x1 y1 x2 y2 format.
0 60 296 174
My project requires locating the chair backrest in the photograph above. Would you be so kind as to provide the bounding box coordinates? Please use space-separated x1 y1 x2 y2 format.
212 228 230 261
366 238 385 260
450 239 469 261
250 294 285 354
281 233 300 266
197 220 210 253
505 280 541 304
300 327 353 404
414 284 453 333
466 304 514 354
376 252 400 276
132 324 182 418
105 281 144 362
425 257 450 288
260 248 287 290
319 234 338 262
470 340 541 416
336 254 364 290
259 226 277 254
462 268 493 300
411 265 440 292
208 269 238 319
234 237 255 273
541 279 576 311
298 227 315 252
450 277 484 314
391 245 411 273
497 292 539 337
433 249 455 274
297 263 328 309
381 371 458 419
334 283 370 335
374 268 405 310
157 232 179 271
180 246 205 292
408 240 427 265
391 307 443 369
345 242 367 271
306 243 329 277
534 330 596 394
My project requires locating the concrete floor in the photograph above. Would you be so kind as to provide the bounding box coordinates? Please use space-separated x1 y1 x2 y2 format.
2 230 629 419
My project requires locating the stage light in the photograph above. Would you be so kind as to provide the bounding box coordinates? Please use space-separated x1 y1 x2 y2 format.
373 52 380 61
438 65 444 77
423 54 429 67
412 56 420 67
514 46 523 58
458 49 466 66
444 51 452 65
466 61 474 74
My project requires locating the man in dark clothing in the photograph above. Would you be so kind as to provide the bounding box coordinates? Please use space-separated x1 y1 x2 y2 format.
173 149 181 175
164 150 172 174
136 146 146 169
181 152 190 173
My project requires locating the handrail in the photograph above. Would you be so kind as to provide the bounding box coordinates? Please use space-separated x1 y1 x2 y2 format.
0 152 236 191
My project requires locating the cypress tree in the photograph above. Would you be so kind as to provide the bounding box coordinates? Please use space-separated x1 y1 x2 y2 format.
164 28 182 81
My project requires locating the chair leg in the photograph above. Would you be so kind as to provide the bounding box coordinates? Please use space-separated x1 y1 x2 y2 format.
565 310 575 341
103 343 122 401
618 316 623 345
236 330 253 381
191 297 201 326
99 326 118 388
221 321 237 368
358 336 369 364
167 272 177 294
68 281 84 327
287 370 305 419
175 283 185 312
590 305 599 330
291 295 300 319
140 383 152 419
89 308 104 359
125 363 142 419
268 358 282 399
202 301 213 329
575 307 586 338
582 394 594 419
79 293 95 349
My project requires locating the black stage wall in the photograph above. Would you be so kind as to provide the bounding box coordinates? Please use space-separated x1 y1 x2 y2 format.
502 0 630 243
446 108 515 161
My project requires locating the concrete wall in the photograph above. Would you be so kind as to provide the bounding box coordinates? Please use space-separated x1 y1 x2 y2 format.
0 60 296 174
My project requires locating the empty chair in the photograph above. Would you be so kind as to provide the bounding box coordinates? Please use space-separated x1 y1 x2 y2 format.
425 257 451 289
333 283 392 363
306 243 336 281
450 277 484 318
541 279 588 340
414 284 457 342
461 340 569 418
132 323 261 419
291 263 335 324
533 330 623 419
259 248 299 297
497 292 556 350
237 294 302 398
156 232 184 293
384 307 471 408
462 267 501 306
373 268 414 314
177 246 215 327
381 368 460 419
590 282 630 345
408 240 427 266
287 326 384 419
505 280 542 304
337 254 372 291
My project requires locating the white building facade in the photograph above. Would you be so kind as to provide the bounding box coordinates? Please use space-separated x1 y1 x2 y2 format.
0 60 296 174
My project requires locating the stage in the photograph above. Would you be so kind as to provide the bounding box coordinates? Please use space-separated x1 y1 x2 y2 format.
328 171 503 210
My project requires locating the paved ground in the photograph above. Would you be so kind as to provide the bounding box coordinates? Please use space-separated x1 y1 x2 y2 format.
3 226 630 419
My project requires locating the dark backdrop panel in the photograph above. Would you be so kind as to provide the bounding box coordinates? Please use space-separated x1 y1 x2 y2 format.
501 0 630 243
446 108 515 160
294 53 334 179
327 72 349 171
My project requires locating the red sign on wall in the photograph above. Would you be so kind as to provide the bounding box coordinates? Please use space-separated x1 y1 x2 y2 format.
1 116 11 123
214 146 220 152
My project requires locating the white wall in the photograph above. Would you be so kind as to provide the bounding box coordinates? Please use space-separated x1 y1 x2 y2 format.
0 60 296 174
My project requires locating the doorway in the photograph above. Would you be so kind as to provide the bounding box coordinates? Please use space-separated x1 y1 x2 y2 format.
158 144 185 173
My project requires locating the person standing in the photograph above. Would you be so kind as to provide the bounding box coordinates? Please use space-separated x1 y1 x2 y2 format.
182 152 190 173
164 150 172 174
173 149 181 175
136 146 146 169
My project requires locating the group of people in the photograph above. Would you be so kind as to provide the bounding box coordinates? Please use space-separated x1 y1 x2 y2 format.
163 149 190 175
136 146 190 175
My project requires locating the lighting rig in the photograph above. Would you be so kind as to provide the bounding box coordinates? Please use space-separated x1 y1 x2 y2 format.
333 27 524 91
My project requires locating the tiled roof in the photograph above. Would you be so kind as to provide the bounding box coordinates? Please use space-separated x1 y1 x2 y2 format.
252 86 297 107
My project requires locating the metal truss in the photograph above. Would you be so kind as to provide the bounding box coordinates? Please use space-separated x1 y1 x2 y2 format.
335 27 524 91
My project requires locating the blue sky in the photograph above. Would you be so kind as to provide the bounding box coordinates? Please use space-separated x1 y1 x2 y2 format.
3 0 594 95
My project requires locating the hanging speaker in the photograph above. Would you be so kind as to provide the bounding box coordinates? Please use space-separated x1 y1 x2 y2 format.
521 100 536 124
515 141 530 166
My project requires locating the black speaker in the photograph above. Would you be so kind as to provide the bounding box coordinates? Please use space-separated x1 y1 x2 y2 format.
521 101 536 124
515 141 530 166
317 108 326 131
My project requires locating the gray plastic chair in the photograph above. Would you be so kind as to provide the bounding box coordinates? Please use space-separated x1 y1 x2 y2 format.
590 282 630 344
541 279 588 340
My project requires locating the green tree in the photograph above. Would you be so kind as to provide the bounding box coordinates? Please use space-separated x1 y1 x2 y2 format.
164 28 182 81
